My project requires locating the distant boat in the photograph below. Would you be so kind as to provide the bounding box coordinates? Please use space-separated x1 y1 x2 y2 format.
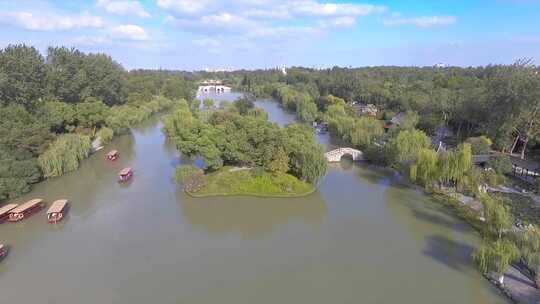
47 199 69 224
106 150 119 161
8 199 44 222
118 167 133 182
0 204 18 223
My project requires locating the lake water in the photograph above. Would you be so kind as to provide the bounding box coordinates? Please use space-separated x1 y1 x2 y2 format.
0 92 507 303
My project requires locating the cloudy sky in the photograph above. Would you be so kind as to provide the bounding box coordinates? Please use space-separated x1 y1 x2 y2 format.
1 0 539 70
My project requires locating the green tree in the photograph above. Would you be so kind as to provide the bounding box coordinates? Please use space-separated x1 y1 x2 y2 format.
234 97 255 115
388 129 431 164
266 148 290 173
203 98 214 109
0 44 45 108
74 99 110 129
296 98 318 123
38 134 91 178
487 155 513 175
466 136 493 154
474 239 519 285
350 117 383 149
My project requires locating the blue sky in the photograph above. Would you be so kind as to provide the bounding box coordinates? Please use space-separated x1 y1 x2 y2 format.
1 0 539 70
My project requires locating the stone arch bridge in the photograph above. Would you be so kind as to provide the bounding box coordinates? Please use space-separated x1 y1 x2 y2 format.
324 148 364 162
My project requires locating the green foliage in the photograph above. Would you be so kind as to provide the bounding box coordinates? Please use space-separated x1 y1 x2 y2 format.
350 116 383 149
474 239 519 278
0 44 45 108
296 97 318 123
266 148 290 173
38 134 91 178
188 167 314 197
284 124 327 183
174 165 202 184
96 127 114 144
482 194 513 239
388 129 431 164
487 154 513 175
46 47 126 105
203 98 214 109
411 148 439 186
466 136 493 154
364 145 390 166
162 76 194 101
75 99 110 128
234 97 255 115
36 100 76 132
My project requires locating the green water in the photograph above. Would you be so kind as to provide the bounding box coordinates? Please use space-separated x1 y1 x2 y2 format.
0 95 507 304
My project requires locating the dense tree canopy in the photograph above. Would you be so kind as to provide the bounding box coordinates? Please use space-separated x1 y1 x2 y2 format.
0 44 196 201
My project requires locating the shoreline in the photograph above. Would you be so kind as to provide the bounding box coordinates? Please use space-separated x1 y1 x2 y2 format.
185 187 317 198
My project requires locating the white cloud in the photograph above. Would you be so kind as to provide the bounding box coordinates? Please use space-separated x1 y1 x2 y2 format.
194 38 221 48
319 16 356 28
0 11 104 31
97 0 150 18
166 13 256 34
156 0 209 14
161 1 385 45
71 35 110 46
290 1 386 17
247 26 321 39
383 16 456 27
110 24 149 40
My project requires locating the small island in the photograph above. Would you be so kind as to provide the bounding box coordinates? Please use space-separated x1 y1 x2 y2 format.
163 97 327 198
179 166 315 198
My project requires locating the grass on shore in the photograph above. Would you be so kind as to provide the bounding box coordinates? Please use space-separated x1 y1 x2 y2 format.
186 167 316 198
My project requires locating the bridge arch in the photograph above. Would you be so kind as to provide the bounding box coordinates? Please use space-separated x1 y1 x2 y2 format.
324 148 364 162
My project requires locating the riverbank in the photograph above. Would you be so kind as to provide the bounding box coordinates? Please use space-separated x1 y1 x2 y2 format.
185 167 316 198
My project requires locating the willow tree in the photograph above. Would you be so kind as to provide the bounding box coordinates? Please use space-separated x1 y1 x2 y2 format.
388 129 431 165
474 239 519 285
512 228 540 288
38 134 91 178
482 195 513 239
410 148 439 188
437 143 472 189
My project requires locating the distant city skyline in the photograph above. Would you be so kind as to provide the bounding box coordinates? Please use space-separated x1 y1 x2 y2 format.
1 0 539 70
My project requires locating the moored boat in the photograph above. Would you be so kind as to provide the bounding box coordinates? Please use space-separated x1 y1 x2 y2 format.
0 204 18 223
47 199 69 223
118 167 133 182
8 199 45 222
0 244 7 261
106 150 119 161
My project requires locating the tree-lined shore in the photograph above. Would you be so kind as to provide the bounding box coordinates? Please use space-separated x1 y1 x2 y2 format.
0 44 195 200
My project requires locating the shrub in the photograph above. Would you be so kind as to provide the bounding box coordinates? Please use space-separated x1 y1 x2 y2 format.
96 127 114 144
38 134 91 178
488 155 513 175
466 136 493 155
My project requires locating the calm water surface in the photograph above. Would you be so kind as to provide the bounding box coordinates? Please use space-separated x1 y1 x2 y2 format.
0 93 507 303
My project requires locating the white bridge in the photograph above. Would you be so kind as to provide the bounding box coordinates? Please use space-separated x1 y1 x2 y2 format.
198 85 232 93
324 148 364 162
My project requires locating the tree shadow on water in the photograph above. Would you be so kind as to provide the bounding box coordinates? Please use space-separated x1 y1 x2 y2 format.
422 234 475 273
412 208 474 234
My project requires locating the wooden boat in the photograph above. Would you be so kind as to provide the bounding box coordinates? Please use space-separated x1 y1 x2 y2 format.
8 199 45 222
0 204 18 223
47 199 69 224
0 244 7 261
118 167 133 182
106 150 119 161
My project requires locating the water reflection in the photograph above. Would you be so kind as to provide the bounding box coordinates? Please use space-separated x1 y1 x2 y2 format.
178 192 327 239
